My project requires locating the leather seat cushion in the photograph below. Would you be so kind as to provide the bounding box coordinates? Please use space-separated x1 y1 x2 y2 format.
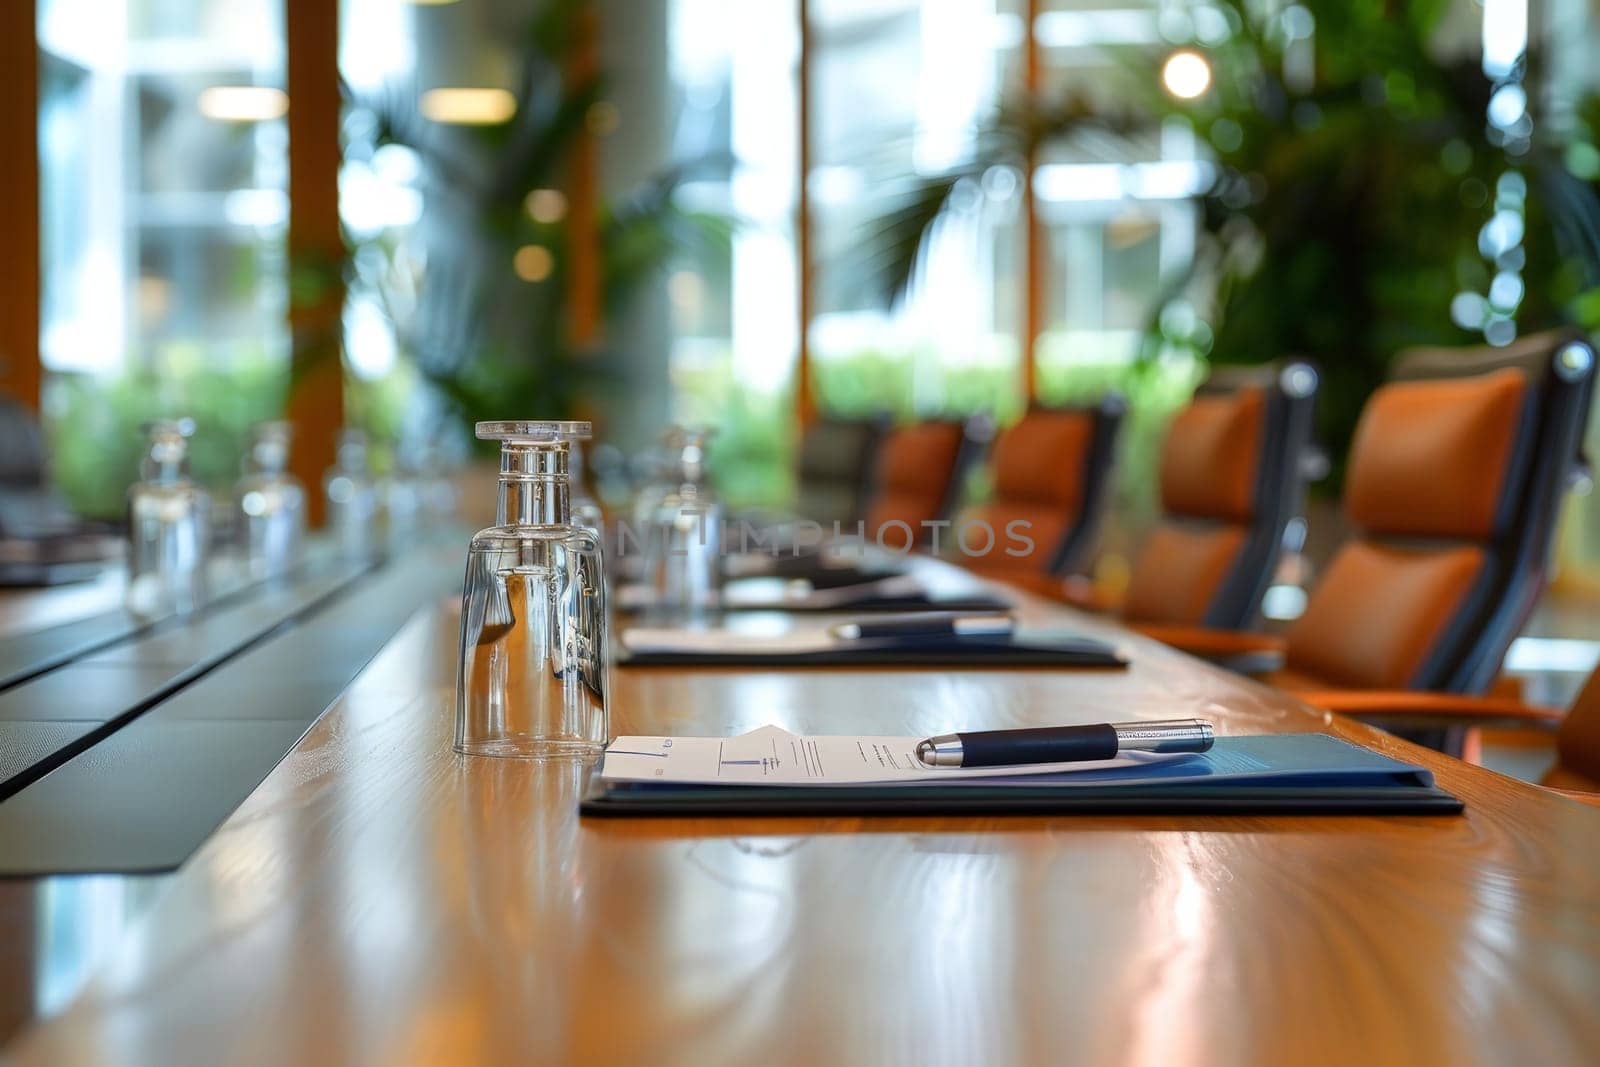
961 504 1070 574
865 423 965 536
1159 387 1264 523
990 411 1093 508
1122 522 1249 625
1344 368 1530 540
1283 540 1490 690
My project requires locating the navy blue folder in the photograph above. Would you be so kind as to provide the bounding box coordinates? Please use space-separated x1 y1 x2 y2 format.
616 632 1128 669
580 735 1463 816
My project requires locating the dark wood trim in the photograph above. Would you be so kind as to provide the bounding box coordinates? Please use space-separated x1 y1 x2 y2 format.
0 2 41 410
1022 0 1041 404
285 0 345 526
565 0 603 352
796 0 816 426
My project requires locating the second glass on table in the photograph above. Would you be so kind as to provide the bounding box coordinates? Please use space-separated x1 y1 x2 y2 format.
126 418 210 618
324 428 379 560
236 420 305 580
637 427 722 614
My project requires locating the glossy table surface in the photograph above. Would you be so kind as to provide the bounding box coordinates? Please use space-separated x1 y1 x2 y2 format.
4 562 1600 1065
0 567 124 640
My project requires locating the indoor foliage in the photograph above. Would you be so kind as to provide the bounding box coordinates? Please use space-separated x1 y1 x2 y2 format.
866 0 1600 483
343 0 729 453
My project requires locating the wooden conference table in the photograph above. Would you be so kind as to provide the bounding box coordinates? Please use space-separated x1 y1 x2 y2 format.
3 554 1599 1065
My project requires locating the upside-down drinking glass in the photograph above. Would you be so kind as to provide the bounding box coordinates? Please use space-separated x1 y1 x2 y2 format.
236 420 305 579
639 427 722 614
126 418 210 618
325 428 380 560
455 421 610 759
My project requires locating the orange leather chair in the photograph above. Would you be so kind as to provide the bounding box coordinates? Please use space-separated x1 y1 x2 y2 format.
1258 330 1594 698
1084 361 1319 637
961 397 1122 579
1165 332 1595 757
863 417 988 543
1298 666 1600 802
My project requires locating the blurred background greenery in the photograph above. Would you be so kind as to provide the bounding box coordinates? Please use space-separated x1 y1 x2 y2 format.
33 0 1600 582
860 0 1600 495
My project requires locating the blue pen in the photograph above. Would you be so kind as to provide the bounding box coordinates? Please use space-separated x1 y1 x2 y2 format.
915 719 1215 768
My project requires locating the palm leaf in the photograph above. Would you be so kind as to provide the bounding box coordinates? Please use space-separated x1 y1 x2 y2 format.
850 169 981 307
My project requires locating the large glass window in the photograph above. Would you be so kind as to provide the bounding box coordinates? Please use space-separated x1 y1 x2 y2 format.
809 0 1025 421
1030 1 1210 559
39 0 289 516
335 0 425 455
664 0 801 505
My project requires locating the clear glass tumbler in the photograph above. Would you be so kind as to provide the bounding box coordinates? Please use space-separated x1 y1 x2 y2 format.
619 432 677 581
325 428 380 560
641 427 722 614
126 418 210 618
455 421 610 759
236 420 305 580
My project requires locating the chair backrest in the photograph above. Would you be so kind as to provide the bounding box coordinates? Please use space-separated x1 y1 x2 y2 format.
966 396 1122 574
1283 329 1595 692
793 415 889 526
863 417 988 542
0 396 46 489
1122 361 1319 628
1548 668 1600 792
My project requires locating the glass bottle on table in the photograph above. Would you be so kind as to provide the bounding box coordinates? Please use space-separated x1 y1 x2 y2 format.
641 427 722 614
411 435 460 528
382 438 429 549
324 429 379 560
236 420 305 580
455 421 610 759
619 432 676 580
126 418 210 618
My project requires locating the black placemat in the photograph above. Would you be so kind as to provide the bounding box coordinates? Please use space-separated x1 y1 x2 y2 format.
0 560 452 876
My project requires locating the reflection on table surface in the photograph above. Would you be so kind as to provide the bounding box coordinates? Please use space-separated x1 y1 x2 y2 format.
0 875 169 1041
0 566 125 640
2 562 1599 1064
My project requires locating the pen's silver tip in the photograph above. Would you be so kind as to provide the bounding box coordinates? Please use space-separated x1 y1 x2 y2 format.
915 735 964 767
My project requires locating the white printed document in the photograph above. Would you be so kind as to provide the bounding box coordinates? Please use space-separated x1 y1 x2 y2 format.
599 725 1181 786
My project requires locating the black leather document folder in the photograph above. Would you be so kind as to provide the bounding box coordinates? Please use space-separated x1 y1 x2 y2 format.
580 735 1464 817
616 632 1128 669
582 779 1463 816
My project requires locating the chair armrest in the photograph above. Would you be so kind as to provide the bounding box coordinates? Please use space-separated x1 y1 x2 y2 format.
986 571 1120 613
1129 623 1287 660
989 571 1113 609
984 570 1073 602
1295 690 1566 732
1055 576 1118 614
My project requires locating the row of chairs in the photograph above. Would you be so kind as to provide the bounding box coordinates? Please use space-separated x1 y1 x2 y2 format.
795 328 1599 790
794 402 1123 573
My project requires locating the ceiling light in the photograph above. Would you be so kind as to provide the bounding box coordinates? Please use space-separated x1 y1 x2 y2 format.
525 188 568 224
198 86 288 122
1161 50 1212 100
514 245 554 283
420 88 516 125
